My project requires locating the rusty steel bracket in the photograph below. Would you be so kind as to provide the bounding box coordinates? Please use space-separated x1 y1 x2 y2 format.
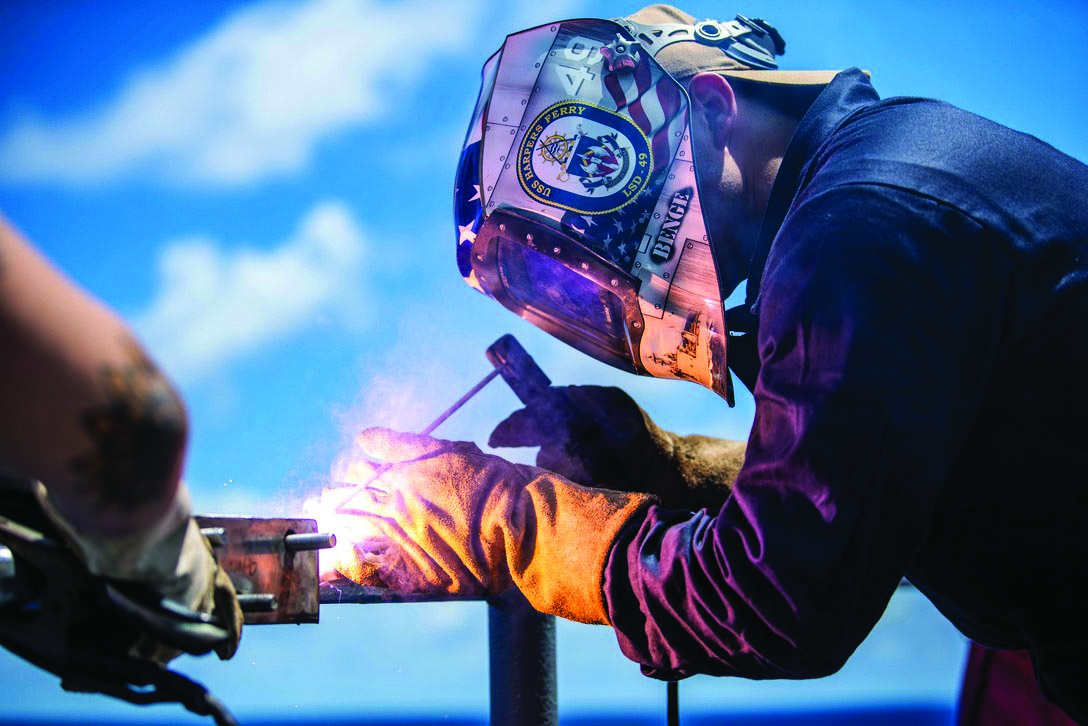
195 516 334 625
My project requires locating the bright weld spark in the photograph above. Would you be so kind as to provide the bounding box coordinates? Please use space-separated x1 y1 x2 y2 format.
303 458 388 581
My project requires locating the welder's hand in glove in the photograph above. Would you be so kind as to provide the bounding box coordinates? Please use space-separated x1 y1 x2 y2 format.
489 385 745 511
37 482 243 662
333 427 653 624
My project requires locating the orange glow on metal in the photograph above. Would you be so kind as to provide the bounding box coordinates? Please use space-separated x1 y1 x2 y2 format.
303 458 387 582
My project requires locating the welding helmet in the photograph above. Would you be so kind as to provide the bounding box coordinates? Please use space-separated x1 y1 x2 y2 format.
454 9 833 403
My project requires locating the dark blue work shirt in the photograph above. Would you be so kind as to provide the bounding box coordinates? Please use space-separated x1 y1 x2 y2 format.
603 69 1088 721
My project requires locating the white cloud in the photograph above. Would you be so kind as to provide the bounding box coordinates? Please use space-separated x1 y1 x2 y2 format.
0 0 483 186
135 200 366 381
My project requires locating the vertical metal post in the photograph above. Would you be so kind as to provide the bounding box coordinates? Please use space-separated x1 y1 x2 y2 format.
488 589 557 726
667 680 679 726
483 335 558 724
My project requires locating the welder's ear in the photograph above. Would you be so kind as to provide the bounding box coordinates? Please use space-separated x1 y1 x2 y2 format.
688 72 738 149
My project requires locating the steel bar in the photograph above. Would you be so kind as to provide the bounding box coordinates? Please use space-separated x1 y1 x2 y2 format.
318 578 483 605
200 528 227 548
283 533 336 552
196 516 324 625
237 594 278 613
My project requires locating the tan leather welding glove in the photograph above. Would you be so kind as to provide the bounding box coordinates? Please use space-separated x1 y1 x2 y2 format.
36 482 243 661
332 427 653 624
490 385 745 511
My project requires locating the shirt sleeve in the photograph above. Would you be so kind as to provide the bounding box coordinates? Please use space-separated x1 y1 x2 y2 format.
603 183 1013 680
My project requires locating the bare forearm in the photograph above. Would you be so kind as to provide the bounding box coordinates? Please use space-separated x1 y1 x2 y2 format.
0 215 187 536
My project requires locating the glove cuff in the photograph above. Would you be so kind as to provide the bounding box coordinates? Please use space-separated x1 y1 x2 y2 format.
507 475 654 625
36 481 213 608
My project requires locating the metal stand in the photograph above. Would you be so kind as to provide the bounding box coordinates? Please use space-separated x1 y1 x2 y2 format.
319 580 558 725
488 589 557 726
667 680 679 726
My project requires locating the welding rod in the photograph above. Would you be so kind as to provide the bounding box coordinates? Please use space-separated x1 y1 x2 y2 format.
420 368 501 436
334 368 501 512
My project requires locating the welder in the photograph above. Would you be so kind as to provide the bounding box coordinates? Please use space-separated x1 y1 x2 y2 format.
333 5 1088 723
0 213 242 661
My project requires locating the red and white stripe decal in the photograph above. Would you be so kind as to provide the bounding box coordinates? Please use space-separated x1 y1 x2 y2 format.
602 52 684 173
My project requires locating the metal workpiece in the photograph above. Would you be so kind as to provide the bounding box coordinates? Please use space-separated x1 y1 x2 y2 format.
194 516 332 625
318 577 483 605
228 335 558 724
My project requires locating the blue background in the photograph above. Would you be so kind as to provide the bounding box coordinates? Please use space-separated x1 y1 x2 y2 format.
2 0 1086 722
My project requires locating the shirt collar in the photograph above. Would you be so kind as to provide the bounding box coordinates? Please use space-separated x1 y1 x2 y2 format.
743 68 881 310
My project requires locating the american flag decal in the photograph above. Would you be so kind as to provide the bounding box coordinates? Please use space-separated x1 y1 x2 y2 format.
601 42 685 175
454 140 484 290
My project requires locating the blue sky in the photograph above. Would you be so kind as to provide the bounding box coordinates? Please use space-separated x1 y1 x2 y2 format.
1 0 1086 722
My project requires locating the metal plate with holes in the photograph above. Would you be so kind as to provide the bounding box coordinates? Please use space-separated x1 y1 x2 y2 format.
195 516 327 625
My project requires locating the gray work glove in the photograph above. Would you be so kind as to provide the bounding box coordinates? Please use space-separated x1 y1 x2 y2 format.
489 385 745 512
35 482 243 662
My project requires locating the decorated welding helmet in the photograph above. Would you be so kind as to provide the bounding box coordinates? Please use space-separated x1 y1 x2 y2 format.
455 15 792 404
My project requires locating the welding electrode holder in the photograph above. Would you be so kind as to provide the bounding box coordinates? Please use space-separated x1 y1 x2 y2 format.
484 333 552 404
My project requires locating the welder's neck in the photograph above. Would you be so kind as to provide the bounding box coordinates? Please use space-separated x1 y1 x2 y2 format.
720 107 799 291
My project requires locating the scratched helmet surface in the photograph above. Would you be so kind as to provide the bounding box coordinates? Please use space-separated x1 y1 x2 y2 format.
454 13 791 403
